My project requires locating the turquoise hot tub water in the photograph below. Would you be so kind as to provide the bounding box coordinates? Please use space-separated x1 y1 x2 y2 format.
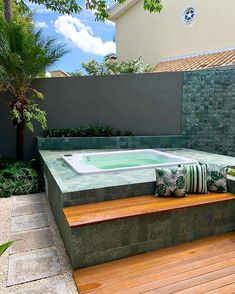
62 149 198 174
84 152 169 169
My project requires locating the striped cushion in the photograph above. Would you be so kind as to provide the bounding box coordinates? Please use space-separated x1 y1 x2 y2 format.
185 164 208 194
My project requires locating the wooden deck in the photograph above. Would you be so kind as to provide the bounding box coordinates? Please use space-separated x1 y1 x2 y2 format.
64 193 235 227
73 232 235 293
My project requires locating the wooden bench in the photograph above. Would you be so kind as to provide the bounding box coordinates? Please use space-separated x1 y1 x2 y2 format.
63 192 235 228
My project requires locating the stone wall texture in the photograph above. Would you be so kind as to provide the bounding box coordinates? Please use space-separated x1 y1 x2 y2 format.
183 69 235 156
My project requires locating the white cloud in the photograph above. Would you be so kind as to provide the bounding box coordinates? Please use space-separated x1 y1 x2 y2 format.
105 20 115 27
54 15 116 56
34 20 48 29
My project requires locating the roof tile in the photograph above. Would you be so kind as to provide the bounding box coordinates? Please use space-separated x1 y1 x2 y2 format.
154 49 235 72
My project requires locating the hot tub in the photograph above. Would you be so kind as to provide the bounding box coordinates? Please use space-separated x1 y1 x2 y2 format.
62 149 198 174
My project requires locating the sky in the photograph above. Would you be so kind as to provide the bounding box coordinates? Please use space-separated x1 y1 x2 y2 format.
27 1 116 73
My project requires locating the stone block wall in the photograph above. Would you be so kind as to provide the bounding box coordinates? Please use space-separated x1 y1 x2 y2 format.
183 69 235 156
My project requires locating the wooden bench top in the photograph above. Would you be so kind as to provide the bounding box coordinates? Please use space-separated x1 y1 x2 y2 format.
63 193 235 228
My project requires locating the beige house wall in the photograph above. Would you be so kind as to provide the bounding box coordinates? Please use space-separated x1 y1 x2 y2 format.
114 0 235 65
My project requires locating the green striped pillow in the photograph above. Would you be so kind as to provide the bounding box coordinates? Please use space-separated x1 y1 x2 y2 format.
185 164 208 194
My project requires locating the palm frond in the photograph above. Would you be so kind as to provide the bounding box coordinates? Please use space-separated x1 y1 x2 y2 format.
0 19 68 97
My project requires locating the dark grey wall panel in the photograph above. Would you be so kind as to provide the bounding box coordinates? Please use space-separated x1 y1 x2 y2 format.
34 72 182 135
0 72 182 159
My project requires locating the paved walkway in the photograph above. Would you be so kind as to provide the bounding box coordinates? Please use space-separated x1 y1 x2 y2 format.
0 193 78 294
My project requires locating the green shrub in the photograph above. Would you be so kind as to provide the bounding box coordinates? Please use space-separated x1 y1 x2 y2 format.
69 57 154 76
43 126 133 138
0 161 44 197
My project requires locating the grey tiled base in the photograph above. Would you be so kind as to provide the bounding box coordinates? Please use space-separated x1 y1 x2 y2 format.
12 201 45 216
11 213 49 233
8 280 67 294
7 249 62 286
13 193 44 203
228 177 235 194
10 228 54 254
69 200 235 269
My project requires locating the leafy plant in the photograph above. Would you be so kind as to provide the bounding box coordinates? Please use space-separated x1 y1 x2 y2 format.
71 57 154 76
0 240 15 256
2 0 163 22
0 19 68 160
43 126 133 137
0 0 33 26
0 161 44 197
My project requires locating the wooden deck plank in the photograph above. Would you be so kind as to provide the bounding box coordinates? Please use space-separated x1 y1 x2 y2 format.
64 193 235 227
206 282 235 294
75 246 235 285
79 254 235 294
75 232 235 278
84 260 235 294
172 273 235 294
142 267 235 294
73 233 235 294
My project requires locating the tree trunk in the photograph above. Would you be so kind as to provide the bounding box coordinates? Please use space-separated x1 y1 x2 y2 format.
4 0 12 21
16 123 25 161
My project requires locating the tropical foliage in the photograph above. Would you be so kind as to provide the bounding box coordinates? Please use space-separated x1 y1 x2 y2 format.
0 160 44 197
0 0 33 25
0 19 68 159
70 57 154 76
0 241 15 256
43 126 133 137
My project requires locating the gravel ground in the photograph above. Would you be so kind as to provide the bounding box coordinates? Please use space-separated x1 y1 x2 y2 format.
0 193 78 294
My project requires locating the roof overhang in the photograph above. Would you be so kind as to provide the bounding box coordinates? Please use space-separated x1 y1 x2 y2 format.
109 0 139 21
153 47 235 73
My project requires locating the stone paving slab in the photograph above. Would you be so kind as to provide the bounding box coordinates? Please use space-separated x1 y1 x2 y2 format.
11 213 49 233
13 193 44 203
10 228 54 254
7 249 62 286
12 201 45 216
8 279 68 293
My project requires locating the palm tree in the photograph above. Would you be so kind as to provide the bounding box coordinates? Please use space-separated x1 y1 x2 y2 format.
0 19 68 160
3 0 12 21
